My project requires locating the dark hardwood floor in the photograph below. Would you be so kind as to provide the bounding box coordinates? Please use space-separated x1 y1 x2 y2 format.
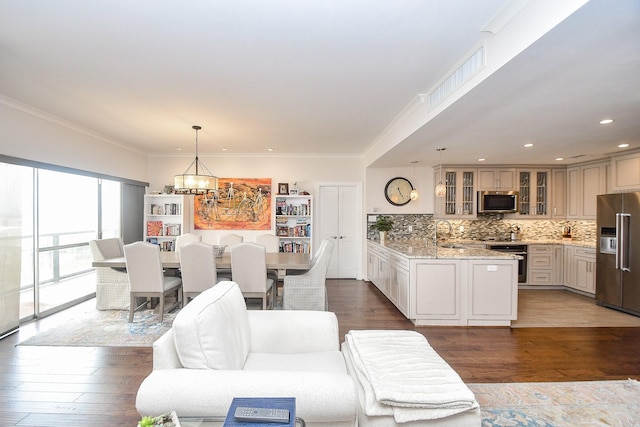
1 279 639 426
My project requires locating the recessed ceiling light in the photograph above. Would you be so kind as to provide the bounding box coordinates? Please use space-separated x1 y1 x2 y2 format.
524 143 534 148
618 143 629 148
600 119 614 125
221 148 228 151
478 158 486 162
267 148 274 152
175 147 182 151
555 157 564 161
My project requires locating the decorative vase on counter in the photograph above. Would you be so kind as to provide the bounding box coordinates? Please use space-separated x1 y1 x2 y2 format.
379 231 386 244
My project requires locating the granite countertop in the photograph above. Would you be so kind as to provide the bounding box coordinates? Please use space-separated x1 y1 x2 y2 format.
369 239 522 260
368 238 596 260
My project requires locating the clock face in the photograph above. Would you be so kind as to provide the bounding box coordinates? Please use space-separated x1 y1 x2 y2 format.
384 177 414 206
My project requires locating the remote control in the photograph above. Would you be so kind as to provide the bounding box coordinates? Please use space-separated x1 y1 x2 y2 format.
234 406 290 423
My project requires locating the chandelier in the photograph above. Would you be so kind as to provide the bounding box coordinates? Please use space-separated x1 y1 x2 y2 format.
174 125 218 193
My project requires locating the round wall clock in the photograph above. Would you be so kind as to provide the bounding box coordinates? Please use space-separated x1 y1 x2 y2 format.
384 177 414 206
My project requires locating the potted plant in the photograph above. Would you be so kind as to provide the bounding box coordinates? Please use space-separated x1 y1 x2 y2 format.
371 216 393 243
138 411 180 427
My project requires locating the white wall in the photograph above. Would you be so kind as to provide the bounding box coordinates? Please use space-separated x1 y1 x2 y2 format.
365 165 434 214
0 100 147 182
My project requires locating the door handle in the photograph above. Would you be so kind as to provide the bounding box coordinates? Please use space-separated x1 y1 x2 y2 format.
331 236 338 239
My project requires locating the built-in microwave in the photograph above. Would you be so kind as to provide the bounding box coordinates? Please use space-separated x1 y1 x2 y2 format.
478 191 519 213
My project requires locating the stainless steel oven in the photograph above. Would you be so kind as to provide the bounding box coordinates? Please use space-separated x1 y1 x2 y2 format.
487 244 527 283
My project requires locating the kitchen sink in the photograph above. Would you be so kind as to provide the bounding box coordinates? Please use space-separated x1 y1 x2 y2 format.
438 243 465 249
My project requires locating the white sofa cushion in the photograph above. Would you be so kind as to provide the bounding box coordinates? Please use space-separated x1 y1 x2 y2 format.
244 350 347 373
172 281 250 370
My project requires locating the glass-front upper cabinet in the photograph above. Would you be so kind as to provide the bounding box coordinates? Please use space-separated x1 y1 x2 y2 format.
434 167 477 218
517 169 549 217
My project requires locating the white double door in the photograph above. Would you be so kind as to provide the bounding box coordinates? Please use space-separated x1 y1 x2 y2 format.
318 184 360 279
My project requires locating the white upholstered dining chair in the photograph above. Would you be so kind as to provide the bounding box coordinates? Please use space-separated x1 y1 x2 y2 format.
179 242 222 304
283 239 333 311
89 237 130 310
124 241 182 322
175 233 202 253
218 233 243 251
256 233 280 285
231 242 275 309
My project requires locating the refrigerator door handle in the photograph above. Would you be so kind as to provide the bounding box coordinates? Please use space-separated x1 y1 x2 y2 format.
616 213 622 270
620 213 631 272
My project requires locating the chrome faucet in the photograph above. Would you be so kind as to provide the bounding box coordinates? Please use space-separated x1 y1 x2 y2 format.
434 219 453 246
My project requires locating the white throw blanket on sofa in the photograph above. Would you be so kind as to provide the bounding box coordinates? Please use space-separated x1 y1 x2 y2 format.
344 330 478 423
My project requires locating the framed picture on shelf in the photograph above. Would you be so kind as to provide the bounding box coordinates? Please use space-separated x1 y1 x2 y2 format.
289 189 299 195
278 183 289 195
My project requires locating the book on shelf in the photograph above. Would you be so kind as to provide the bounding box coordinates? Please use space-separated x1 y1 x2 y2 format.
146 220 163 236
223 397 296 427
279 241 310 253
164 223 181 236
148 202 182 215
276 202 311 216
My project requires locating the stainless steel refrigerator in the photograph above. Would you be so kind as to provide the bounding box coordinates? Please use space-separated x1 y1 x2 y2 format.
596 192 640 316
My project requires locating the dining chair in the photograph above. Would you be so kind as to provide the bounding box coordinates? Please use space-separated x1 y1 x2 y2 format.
231 242 275 309
178 242 223 304
218 233 243 251
123 241 182 322
175 233 202 253
256 233 280 285
283 239 334 311
89 237 130 310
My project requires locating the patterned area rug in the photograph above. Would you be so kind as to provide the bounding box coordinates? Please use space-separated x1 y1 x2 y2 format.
18 306 178 347
469 379 640 426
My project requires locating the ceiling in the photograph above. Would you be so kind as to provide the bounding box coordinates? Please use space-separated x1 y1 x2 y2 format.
1 0 639 168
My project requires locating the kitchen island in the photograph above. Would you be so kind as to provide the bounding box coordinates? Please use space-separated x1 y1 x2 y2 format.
367 239 520 326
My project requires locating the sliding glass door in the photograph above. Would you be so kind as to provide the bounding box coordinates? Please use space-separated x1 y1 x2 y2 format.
36 170 99 314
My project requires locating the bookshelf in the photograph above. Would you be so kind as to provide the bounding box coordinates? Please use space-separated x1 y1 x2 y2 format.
275 195 312 253
143 194 191 251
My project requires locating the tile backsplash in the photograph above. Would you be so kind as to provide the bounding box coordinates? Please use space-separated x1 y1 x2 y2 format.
367 213 596 242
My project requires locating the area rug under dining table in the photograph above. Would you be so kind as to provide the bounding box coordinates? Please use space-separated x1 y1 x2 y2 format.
18 305 178 347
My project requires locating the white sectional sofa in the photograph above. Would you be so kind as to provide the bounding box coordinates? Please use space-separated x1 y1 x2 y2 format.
135 281 357 426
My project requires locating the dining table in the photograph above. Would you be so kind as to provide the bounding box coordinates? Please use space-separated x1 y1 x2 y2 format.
91 251 311 271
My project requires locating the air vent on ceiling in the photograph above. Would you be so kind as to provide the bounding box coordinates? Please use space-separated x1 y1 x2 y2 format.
429 46 485 109
567 154 586 159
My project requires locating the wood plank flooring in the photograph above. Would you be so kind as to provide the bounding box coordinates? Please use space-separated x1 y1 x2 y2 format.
1 279 639 426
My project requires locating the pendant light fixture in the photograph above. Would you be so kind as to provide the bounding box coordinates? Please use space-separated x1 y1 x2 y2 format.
434 148 446 197
174 125 218 193
410 161 420 201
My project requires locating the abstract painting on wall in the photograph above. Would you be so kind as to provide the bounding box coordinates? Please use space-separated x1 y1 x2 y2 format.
194 178 272 230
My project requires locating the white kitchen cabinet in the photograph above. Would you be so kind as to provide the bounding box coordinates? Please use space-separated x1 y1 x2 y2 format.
552 245 564 284
567 161 608 219
433 167 477 218
516 169 550 217
367 241 518 326
527 244 564 286
388 252 409 317
551 168 566 218
477 168 516 191
412 260 462 322
572 248 596 294
610 150 640 192
367 243 408 315
527 244 553 285
366 243 376 282
467 260 518 324
563 245 576 288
